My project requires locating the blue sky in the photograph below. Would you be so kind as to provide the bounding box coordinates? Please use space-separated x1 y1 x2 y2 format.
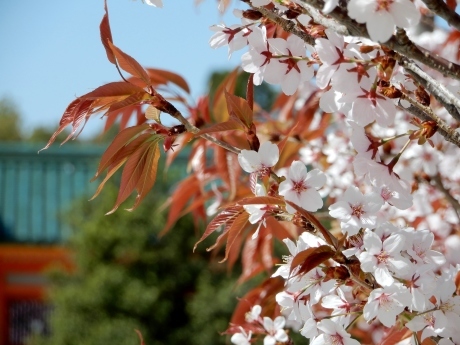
0 1 245 138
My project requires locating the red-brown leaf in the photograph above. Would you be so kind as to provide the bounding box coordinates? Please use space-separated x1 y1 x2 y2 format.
146 68 190 94
237 196 284 206
194 119 243 136
162 175 200 236
93 124 150 179
100 0 116 65
289 245 335 278
107 139 157 214
222 211 250 262
108 41 151 86
80 82 146 99
193 205 243 251
225 90 253 129
128 140 161 211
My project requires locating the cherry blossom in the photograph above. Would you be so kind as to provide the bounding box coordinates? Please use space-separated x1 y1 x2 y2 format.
279 161 326 213
359 229 410 286
310 319 360 345
263 316 289 345
241 26 284 86
238 141 279 176
363 283 411 327
347 0 421 42
268 34 314 95
231 327 252 345
329 185 383 236
210 23 251 58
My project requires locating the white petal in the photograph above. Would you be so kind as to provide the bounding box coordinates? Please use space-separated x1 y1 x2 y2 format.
367 11 395 42
259 141 280 167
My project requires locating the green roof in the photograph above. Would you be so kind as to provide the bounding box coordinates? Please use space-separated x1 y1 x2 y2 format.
0 143 105 243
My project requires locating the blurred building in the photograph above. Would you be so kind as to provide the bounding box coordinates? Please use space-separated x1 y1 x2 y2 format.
0 143 104 345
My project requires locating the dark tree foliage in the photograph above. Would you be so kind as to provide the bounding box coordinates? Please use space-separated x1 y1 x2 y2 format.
30 183 251 345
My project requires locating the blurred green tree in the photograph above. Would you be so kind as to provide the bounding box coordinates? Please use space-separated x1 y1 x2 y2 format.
29 182 248 345
0 97 22 141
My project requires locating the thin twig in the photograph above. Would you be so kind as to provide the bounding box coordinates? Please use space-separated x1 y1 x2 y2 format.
168 110 241 155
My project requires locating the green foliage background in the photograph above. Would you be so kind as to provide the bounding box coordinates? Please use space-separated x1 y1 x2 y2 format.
30 183 250 345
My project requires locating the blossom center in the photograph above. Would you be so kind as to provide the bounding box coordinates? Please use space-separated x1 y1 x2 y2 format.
350 203 365 218
381 186 394 201
328 333 345 345
257 165 271 177
423 313 435 327
377 293 393 310
376 251 390 264
292 180 308 195
376 0 393 11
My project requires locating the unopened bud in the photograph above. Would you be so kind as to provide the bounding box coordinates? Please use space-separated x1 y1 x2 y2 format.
242 9 263 20
360 45 376 54
415 85 430 106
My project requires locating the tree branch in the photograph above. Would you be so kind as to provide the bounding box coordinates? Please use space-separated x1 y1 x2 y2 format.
420 0 460 32
397 54 460 122
253 5 316 45
431 173 460 222
399 95 460 148
292 0 460 81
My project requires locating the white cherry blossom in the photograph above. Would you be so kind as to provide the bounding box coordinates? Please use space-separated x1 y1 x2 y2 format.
231 327 252 345
347 0 421 42
359 229 410 286
310 319 360 345
263 316 289 345
238 141 279 175
329 185 383 236
279 161 326 213
363 283 411 327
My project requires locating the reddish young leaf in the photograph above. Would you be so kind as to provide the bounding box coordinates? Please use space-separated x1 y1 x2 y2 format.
107 92 148 114
108 41 151 86
100 0 116 65
93 124 150 179
162 175 200 235
146 68 190 94
289 245 335 278
237 196 285 206
80 81 146 99
238 234 266 285
225 90 253 129
90 159 126 201
193 205 243 251
194 119 243 136
128 140 161 211
107 138 160 214
222 211 250 262
134 330 145 345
